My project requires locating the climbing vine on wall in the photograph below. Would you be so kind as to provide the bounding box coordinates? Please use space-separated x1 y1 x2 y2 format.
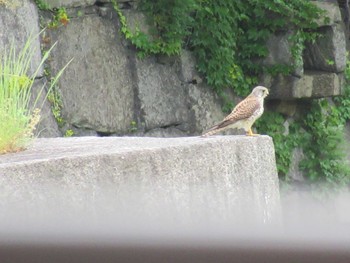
255 112 301 179
298 60 350 186
112 0 195 57
115 0 322 95
256 62 350 186
300 98 350 186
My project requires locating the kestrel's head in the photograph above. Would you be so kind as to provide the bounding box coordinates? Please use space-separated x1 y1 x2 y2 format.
251 86 269 98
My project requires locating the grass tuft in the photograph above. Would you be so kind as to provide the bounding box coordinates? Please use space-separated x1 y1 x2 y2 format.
0 31 71 154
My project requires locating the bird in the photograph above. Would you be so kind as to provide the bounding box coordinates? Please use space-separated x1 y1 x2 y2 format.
202 86 269 137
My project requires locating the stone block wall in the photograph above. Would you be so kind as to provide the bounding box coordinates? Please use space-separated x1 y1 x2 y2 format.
0 0 42 76
11 0 225 137
0 0 225 138
1 0 349 142
261 1 347 100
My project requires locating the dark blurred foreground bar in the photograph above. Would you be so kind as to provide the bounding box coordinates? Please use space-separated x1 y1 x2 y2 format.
1 238 350 263
1 219 350 263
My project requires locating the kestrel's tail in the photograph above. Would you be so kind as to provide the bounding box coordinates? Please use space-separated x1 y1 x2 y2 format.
201 125 226 137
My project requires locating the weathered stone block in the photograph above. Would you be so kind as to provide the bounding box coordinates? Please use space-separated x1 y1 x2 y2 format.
0 0 42 76
260 73 300 99
122 9 149 35
30 79 61 138
275 101 298 117
39 0 96 8
135 56 189 131
262 31 303 77
293 74 314 98
287 148 305 182
179 50 225 134
188 84 226 134
99 0 141 2
262 70 343 100
179 50 203 84
304 24 346 73
294 71 343 98
144 127 187 137
311 1 342 26
48 14 135 134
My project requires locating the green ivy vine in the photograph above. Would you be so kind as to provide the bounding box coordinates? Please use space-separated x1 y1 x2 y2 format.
114 0 322 95
255 112 301 178
300 98 350 186
112 0 194 57
257 63 350 186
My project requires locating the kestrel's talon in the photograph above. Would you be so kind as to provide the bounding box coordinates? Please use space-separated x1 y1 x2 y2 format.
246 129 260 136
201 86 269 137
246 128 259 136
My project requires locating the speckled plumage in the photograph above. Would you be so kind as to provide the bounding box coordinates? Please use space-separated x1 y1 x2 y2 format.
202 86 269 137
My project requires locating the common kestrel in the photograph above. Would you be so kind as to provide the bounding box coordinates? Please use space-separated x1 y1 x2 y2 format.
202 86 269 137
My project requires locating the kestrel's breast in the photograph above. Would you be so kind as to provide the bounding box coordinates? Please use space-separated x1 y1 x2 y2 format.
249 103 264 121
236 104 263 130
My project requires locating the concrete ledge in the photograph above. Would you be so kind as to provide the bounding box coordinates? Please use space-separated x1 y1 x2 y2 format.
0 136 280 224
0 136 277 175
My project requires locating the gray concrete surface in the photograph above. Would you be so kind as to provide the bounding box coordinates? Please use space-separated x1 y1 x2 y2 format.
2 137 350 263
0 136 280 225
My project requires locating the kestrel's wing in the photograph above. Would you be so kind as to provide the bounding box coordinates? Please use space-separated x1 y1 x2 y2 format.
213 96 260 130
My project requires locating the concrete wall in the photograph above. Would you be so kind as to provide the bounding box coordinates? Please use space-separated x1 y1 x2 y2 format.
0 136 280 224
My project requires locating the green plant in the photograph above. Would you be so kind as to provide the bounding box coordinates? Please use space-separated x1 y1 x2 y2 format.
255 112 300 177
47 86 64 126
0 0 20 9
34 0 50 10
48 7 70 28
294 57 350 186
299 99 350 186
113 1 152 58
116 0 322 96
129 121 138 133
113 0 195 58
0 32 71 154
271 59 350 185
334 57 350 122
326 59 335 66
64 129 74 137
255 100 350 186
